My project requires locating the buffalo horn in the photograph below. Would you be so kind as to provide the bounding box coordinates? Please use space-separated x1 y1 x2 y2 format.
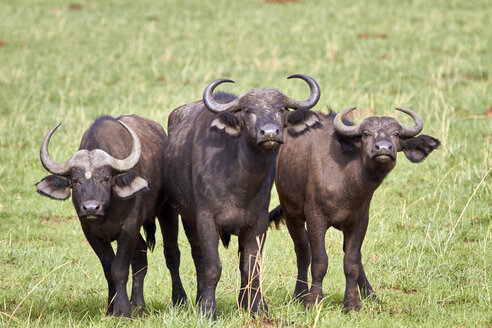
284 74 321 110
333 107 362 137
203 78 240 114
40 120 141 175
395 107 423 138
40 123 72 175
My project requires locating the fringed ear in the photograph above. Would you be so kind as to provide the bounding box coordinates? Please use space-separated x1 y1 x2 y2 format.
112 172 150 199
286 110 322 137
210 112 242 137
399 135 440 163
36 175 71 200
333 132 359 154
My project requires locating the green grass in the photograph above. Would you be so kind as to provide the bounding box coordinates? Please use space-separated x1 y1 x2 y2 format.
0 0 491 326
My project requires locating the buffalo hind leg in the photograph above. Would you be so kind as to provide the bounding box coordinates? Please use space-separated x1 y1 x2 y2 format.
129 234 148 316
305 217 328 307
284 216 311 302
357 265 376 300
158 204 187 305
81 225 116 315
238 229 268 316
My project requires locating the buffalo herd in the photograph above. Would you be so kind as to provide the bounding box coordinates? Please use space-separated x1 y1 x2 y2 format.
36 75 439 318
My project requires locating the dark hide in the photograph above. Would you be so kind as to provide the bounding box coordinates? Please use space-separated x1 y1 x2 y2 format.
273 110 439 311
36 115 186 317
163 86 318 319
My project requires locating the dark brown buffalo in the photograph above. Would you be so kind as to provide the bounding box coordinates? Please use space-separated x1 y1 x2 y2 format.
36 115 187 317
162 75 321 318
271 107 440 311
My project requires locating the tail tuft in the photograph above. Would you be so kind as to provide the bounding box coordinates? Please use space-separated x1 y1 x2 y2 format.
144 222 156 252
268 206 284 229
220 233 231 248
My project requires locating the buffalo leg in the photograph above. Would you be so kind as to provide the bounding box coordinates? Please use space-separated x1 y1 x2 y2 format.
357 265 375 299
129 234 147 316
196 212 221 319
81 225 116 315
111 222 140 317
182 218 205 304
284 216 311 302
158 204 187 305
342 217 369 311
238 229 268 315
305 217 328 306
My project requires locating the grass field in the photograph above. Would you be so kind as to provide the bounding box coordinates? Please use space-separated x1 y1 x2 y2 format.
0 0 491 327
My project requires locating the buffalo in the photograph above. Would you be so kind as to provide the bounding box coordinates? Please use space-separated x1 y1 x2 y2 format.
36 115 187 317
162 75 321 318
270 107 440 311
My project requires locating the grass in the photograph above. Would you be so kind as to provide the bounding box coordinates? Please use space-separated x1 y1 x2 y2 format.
0 0 491 326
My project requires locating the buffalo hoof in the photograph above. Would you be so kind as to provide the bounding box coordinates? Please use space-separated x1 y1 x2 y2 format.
343 299 362 312
293 290 309 303
172 290 188 306
200 299 217 320
305 291 323 308
130 300 146 317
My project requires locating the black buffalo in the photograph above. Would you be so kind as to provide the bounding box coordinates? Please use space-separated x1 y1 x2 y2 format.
162 75 321 318
36 115 187 317
271 107 440 311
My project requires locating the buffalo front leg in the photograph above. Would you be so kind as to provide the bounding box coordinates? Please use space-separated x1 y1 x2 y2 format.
284 216 311 302
129 234 148 316
305 218 328 307
238 230 268 316
158 204 187 305
342 216 369 311
81 226 116 315
196 213 221 319
182 217 206 304
111 223 140 317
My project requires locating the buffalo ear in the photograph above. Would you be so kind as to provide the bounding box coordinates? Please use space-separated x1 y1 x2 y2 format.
112 172 150 199
210 112 241 137
36 175 71 200
400 135 440 163
286 110 322 137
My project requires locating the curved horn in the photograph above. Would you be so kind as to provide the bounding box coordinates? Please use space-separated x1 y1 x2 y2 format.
105 120 142 172
40 123 75 175
333 107 363 137
284 74 321 110
203 78 240 114
395 107 423 138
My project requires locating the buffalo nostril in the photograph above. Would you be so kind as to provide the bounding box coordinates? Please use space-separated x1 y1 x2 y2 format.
275 129 280 135
260 130 265 135
375 144 380 150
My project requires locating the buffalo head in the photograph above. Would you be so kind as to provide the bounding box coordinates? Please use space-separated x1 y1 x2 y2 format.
36 121 149 220
334 107 440 171
204 74 321 151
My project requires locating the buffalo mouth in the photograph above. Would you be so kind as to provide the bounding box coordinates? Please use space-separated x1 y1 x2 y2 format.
80 214 103 221
259 140 283 150
372 153 396 163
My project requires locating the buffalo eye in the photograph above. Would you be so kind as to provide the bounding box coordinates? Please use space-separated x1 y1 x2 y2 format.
363 132 370 138
101 176 110 183
72 178 81 186
394 132 399 137
279 107 286 113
